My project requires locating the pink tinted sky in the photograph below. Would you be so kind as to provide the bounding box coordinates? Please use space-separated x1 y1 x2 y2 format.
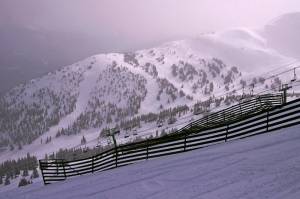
1 0 300 48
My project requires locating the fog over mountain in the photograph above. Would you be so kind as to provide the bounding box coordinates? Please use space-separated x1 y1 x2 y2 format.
0 0 300 93
263 12 300 59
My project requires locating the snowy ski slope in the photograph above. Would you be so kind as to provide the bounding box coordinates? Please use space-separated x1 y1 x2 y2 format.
1 125 300 199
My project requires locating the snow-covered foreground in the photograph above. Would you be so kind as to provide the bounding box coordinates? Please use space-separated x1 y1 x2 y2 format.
1 126 300 199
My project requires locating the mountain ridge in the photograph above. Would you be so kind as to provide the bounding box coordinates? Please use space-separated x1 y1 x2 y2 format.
0 13 299 162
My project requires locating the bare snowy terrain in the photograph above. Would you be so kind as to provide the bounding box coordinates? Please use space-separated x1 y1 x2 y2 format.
1 125 300 199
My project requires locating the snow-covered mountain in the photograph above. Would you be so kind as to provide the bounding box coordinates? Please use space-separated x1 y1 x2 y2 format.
0 12 300 162
263 12 300 60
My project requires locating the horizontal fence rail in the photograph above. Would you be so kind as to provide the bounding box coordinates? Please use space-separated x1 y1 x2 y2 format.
175 94 283 135
40 93 300 185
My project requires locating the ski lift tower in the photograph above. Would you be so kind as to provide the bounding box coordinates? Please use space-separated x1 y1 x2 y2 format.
279 83 292 104
106 128 120 167
105 128 119 149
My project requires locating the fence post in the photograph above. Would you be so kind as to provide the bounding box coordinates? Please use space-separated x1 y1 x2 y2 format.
62 160 67 179
146 140 149 160
239 103 242 115
266 111 269 132
92 156 94 173
115 147 118 168
184 133 187 151
39 160 46 185
225 124 229 142
56 160 59 175
206 116 209 127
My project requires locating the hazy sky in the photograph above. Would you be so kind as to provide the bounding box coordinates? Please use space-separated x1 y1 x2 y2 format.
1 0 300 50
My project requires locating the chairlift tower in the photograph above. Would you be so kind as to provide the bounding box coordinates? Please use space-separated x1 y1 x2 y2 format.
279 83 292 104
291 67 297 82
106 128 120 167
105 128 119 148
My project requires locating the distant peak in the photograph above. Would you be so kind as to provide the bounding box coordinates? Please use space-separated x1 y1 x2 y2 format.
267 12 300 27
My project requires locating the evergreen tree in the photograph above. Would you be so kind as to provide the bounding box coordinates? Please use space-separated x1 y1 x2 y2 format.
22 169 29 177
18 178 29 187
31 168 39 179
161 129 167 137
55 130 61 138
81 136 87 145
18 142 22 150
0 175 3 185
4 176 10 185
167 116 176 125
14 167 20 176
9 144 14 151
